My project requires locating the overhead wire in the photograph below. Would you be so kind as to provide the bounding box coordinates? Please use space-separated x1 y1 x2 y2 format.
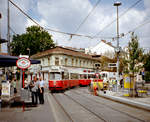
74 0 102 34
9 26 17 35
9 0 113 40
122 18 150 37
93 0 143 37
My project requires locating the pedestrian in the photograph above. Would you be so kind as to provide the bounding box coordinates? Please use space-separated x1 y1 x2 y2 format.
12 78 17 96
109 79 113 91
29 76 39 106
38 77 45 104
120 78 123 88
112 79 116 92
24 78 29 89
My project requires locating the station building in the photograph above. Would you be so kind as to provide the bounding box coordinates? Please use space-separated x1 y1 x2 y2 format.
28 46 101 83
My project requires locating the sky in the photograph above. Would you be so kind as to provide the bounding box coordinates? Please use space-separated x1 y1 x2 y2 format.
0 0 150 53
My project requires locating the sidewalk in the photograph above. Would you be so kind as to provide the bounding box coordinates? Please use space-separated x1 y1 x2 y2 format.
0 93 55 122
97 90 150 111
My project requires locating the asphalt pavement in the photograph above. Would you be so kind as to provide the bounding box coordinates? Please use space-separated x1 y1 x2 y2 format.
0 93 55 122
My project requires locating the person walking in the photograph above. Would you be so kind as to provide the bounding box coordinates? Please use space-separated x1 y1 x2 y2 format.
29 76 39 106
38 77 45 104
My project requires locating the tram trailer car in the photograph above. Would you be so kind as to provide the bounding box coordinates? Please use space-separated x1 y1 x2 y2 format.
49 79 93 92
79 79 91 86
49 79 79 92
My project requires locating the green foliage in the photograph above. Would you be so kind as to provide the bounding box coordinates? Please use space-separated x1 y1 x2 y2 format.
144 72 150 82
143 53 150 71
119 51 129 74
143 52 150 82
11 26 55 56
128 33 143 74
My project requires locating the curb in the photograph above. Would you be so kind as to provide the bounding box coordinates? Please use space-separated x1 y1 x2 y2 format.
97 91 150 112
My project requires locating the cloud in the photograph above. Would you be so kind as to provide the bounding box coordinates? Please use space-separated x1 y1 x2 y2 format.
0 0 150 53
0 0 35 52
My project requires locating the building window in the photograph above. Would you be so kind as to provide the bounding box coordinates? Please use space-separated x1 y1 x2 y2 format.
55 57 59 66
76 59 78 66
80 60 81 67
48 57 50 66
72 58 74 66
61 58 64 66
65 58 68 66
83 60 85 67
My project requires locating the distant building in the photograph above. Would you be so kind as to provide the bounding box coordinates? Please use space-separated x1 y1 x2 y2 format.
29 46 100 83
85 40 115 59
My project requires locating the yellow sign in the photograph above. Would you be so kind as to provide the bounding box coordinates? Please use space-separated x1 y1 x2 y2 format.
124 74 133 89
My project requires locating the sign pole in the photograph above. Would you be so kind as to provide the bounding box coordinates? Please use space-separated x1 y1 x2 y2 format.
16 57 31 112
23 69 25 88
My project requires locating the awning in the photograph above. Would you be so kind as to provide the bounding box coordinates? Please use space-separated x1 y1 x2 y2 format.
0 55 41 67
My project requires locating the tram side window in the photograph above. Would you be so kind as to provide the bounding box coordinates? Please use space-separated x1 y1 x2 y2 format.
80 74 87 79
71 73 78 79
50 72 61 80
63 72 69 80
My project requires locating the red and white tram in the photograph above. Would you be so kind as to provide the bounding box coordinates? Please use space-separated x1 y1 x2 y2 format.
48 71 103 92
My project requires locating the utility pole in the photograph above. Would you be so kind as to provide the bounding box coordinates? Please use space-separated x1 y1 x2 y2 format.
0 13 2 52
7 0 11 55
114 2 121 92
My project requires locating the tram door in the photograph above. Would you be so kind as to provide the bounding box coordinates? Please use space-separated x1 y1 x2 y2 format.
44 72 49 85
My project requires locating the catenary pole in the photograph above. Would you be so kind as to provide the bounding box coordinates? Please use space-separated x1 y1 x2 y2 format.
114 2 122 92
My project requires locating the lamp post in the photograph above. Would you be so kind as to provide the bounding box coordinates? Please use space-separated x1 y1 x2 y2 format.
27 48 30 57
114 1 121 92
0 13 1 39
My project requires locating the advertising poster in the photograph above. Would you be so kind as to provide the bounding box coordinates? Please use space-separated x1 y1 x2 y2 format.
2 83 10 96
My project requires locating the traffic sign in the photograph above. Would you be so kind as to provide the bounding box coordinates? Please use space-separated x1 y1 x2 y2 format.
16 57 31 69
108 63 117 67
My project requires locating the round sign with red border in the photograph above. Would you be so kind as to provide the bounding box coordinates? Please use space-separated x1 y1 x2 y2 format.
16 57 31 69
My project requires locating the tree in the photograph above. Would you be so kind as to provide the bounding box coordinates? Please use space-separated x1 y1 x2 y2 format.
11 26 55 56
127 32 143 96
143 52 150 83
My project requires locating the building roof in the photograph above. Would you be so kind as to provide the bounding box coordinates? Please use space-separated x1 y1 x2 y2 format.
85 40 116 59
31 46 99 61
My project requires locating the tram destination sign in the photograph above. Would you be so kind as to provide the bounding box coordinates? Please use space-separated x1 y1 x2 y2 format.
108 63 117 67
16 57 31 69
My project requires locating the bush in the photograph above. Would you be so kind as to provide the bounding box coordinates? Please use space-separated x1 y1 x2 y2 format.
145 71 150 83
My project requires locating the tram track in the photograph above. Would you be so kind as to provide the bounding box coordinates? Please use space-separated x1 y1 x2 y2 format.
51 93 74 122
49 88 150 122
65 89 147 122
52 93 105 122
62 93 107 122
70 89 146 122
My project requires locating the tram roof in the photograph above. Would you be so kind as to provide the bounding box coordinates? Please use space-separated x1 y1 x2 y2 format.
31 46 100 61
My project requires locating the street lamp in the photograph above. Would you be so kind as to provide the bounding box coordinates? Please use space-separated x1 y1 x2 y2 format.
27 48 30 57
114 1 121 92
